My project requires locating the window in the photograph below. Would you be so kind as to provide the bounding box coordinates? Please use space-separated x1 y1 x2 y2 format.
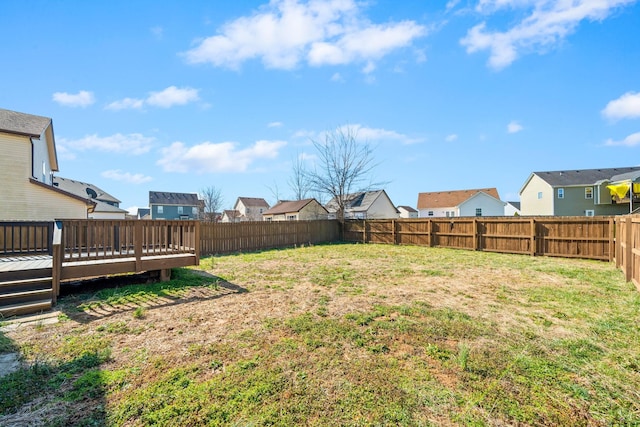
585 209 595 217
537 192 543 199
428 211 434 217
557 188 564 199
585 187 593 199
287 215 296 221
177 206 184 214
157 206 164 214
475 208 482 217
192 207 198 215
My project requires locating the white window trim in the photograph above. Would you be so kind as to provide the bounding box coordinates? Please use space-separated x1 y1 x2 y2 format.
585 187 593 199
585 209 595 217
557 188 564 199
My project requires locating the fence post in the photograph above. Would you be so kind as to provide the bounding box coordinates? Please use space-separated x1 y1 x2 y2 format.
530 218 536 256
473 218 479 251
624 216 632 282
608 217 615 263
392 219 397 245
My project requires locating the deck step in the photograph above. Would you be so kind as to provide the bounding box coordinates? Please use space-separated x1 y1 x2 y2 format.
0 299 52 318
0 268 53 283
0 288 52 306
0 277 53 294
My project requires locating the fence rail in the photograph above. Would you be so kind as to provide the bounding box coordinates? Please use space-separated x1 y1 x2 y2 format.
200 220 339 256
343 217 615 261
0 221 53 256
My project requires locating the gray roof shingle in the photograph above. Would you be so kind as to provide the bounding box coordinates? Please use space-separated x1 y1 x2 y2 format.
0 108 51 137
149 191 199 206
533 167 640 186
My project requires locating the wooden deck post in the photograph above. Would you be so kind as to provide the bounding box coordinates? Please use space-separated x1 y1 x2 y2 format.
51 221 63 305
134 221 143 272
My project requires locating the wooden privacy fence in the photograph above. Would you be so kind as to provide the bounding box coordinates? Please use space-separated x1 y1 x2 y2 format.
615 215 640 290
200 220 339 256
343 217 615 261
0 221 53 256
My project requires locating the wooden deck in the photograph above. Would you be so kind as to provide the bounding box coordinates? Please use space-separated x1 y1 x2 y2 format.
1 220 200 316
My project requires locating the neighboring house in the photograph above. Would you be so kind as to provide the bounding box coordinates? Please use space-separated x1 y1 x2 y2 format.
233 197 270 221
262 198 328 221
136 208 151 220
220 209 241 223
504 201 521 216
397 205 418 219
0 108 94 220
53 176 127 219
149 191 200 220
417 188 505 218
326 190 399 220
519 167 640 216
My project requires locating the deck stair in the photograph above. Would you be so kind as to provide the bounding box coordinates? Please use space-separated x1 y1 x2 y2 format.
0 268 53 318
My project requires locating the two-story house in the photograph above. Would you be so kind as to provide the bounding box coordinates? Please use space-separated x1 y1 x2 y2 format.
325 190 399 220
0 108 94 220
262 198 328 221
233 197 270 221
417 188 505 218
149 191 201 220
53 176 127 219
519 167 640 216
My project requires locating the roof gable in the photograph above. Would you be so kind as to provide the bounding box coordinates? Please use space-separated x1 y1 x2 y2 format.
326 190 387 212
236 197 270 209
0 108 51 137
397 205 417 213
417 188 500 209
263 198 326 215
149 191 199 206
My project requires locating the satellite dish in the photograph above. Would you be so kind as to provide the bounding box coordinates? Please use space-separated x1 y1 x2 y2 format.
86 188 98 199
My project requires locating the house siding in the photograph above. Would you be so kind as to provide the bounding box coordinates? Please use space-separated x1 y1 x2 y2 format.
555 185 633 216
0 133 87 220
459 193 505 217
520 175 554 215
31 132 53 184
418 207 458 218
151 205 198 220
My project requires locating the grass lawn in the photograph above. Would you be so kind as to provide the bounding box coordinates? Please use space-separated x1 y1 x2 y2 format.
1 243 639 426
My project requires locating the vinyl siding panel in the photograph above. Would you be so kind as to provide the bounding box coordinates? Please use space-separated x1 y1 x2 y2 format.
0 133 87 220
459 193 505 216
520 175 554 215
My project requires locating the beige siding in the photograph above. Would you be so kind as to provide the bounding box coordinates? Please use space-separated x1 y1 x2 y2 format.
520 175 554 215
366 193 399 219
0 133 88 220
299 201 328 220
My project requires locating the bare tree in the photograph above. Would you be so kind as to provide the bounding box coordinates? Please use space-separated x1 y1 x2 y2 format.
288 152 311 200
199 186 224 222
306 126 380 223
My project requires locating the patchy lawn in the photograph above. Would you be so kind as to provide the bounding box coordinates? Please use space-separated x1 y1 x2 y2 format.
1 243 639 426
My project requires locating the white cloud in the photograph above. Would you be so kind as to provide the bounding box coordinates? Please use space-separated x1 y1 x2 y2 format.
446 134 458 142
151 26 163 39
52 90 95 107
268 121 283 128
183 0 426 72
330 72 345 82
602 91 640 120
101 169 153 184
59 133 154 155
106 86 200 110
338 124 425 145
146 86 200 108
507 120 523 133
461 0 635 69
157 139 287 173
105 97 145 111
605 132 640 147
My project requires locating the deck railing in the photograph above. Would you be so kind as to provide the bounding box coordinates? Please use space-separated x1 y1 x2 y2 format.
60 219 199 261
0 221 53 256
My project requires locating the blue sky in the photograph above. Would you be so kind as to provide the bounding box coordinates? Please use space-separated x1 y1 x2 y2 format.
2 0 639 213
